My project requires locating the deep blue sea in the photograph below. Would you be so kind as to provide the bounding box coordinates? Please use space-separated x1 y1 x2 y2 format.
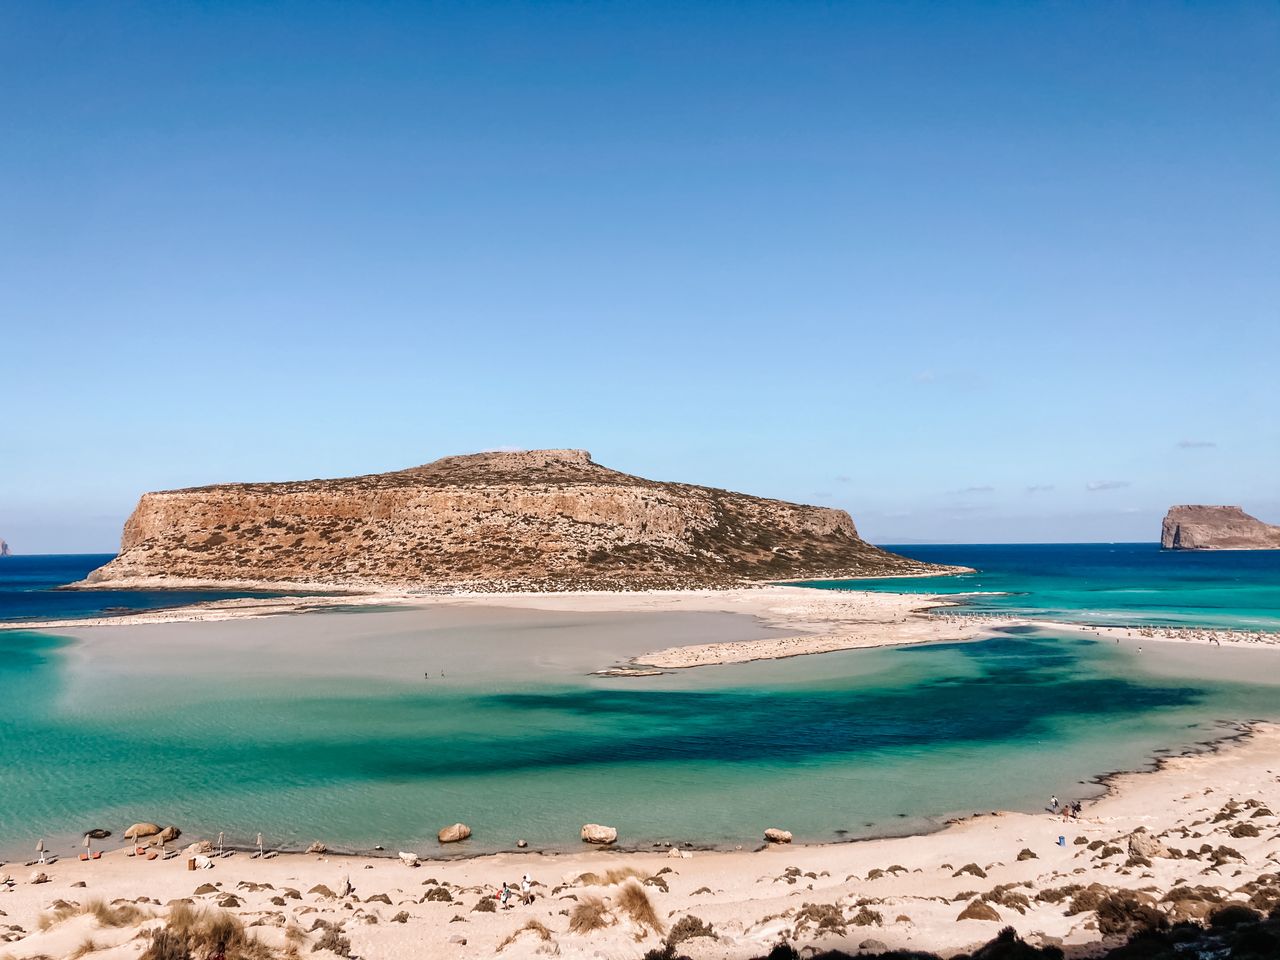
0 553 291 621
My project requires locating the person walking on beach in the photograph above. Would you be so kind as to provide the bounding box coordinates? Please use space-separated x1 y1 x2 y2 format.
1049 795 1059 811
500 881 513 909
521 873 533 905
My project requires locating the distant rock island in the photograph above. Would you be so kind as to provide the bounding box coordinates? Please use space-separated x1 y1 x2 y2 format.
1161 505 1280 551
81 449 952 591
0 539 9 557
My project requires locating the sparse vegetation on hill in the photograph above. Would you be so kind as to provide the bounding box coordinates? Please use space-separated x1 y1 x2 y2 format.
83 449 950 591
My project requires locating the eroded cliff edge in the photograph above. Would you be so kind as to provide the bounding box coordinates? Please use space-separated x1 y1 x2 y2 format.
81 449 955 591
1161 505 1280 551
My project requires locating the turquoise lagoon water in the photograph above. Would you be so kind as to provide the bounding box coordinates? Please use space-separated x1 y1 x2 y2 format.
1 546 1279 861
803 543 1280 631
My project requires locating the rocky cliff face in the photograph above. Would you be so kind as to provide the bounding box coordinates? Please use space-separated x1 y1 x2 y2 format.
1161 505 1280 551
82 449 947 590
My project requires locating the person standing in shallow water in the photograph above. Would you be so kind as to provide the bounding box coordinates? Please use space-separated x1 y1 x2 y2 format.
1050 795 1059 811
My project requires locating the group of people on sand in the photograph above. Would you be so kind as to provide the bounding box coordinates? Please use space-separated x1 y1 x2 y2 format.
498 873 534 908
1049 795 1082 820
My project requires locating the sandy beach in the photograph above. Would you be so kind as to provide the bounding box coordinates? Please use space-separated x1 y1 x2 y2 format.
4 722 1278 959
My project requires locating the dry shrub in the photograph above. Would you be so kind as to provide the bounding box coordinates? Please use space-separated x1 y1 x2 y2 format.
69 939 99 959
569 896 612 934
1094 891 1168 937
577 867 645 887
666 915 715 945
140 905 271 960
311 925 352 957
88 899 146 927
850 906 882 926
615 880 664 935
498 919 553 950
793 902 845 937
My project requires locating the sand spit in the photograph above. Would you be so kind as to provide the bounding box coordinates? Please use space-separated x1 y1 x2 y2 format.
3 723 1278 959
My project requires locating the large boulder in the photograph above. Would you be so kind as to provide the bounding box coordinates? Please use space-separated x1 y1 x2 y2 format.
764 828 793 844
581 824 617 845
183 840 213 858
28 871 50 885
124 822 161 840
437 823 471 844
156 826 182 845
84 829 112 840
1127 828 1170 859
305 841 328 855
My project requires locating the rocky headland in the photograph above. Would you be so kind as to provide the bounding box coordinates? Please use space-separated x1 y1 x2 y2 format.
1160 504 1280 550
0 538 9 556
80 449 954 591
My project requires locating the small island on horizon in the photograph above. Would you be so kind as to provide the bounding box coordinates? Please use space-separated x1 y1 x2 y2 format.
1161 504 1280 551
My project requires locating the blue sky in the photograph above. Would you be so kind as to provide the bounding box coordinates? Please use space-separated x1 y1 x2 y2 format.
3 1 1278 552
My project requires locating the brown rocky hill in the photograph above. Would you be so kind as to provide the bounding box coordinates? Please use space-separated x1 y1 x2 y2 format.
1161 505 1280 551
80 449 949 591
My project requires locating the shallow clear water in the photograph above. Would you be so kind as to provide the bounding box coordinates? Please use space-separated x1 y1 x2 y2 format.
2 546 1279 861
799 543 1280 631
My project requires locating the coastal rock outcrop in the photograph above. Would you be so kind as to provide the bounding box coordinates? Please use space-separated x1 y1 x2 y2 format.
0 539 9 556
80 449 952 591
580 823 617 845
763 828 793 844
1161 505 1280 551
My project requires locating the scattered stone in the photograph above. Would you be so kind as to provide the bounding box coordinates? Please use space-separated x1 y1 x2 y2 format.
366 893 392 905
449 935 467 945
28 872 49 885
1128 828 1171 860
517 839 528 849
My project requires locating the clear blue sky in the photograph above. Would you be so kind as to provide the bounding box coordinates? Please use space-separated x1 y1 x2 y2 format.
3 1 1278 552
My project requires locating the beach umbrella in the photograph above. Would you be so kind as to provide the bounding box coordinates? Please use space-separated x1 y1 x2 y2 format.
35 839 45 864
256 832 264 857
217 831 225 857
83 834 92 858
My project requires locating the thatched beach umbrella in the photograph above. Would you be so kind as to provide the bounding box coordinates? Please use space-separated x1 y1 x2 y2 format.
217 831 225 857
256 832 264 858
35 839 45 864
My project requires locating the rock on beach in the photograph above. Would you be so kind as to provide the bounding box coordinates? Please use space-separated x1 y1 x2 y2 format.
581 823 617 845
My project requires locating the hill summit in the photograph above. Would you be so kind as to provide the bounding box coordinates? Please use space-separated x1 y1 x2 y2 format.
82 449 948 591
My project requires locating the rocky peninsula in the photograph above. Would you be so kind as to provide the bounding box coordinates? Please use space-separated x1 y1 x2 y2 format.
1160 505 1280 550
79 449 955 591
0 538 9 556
